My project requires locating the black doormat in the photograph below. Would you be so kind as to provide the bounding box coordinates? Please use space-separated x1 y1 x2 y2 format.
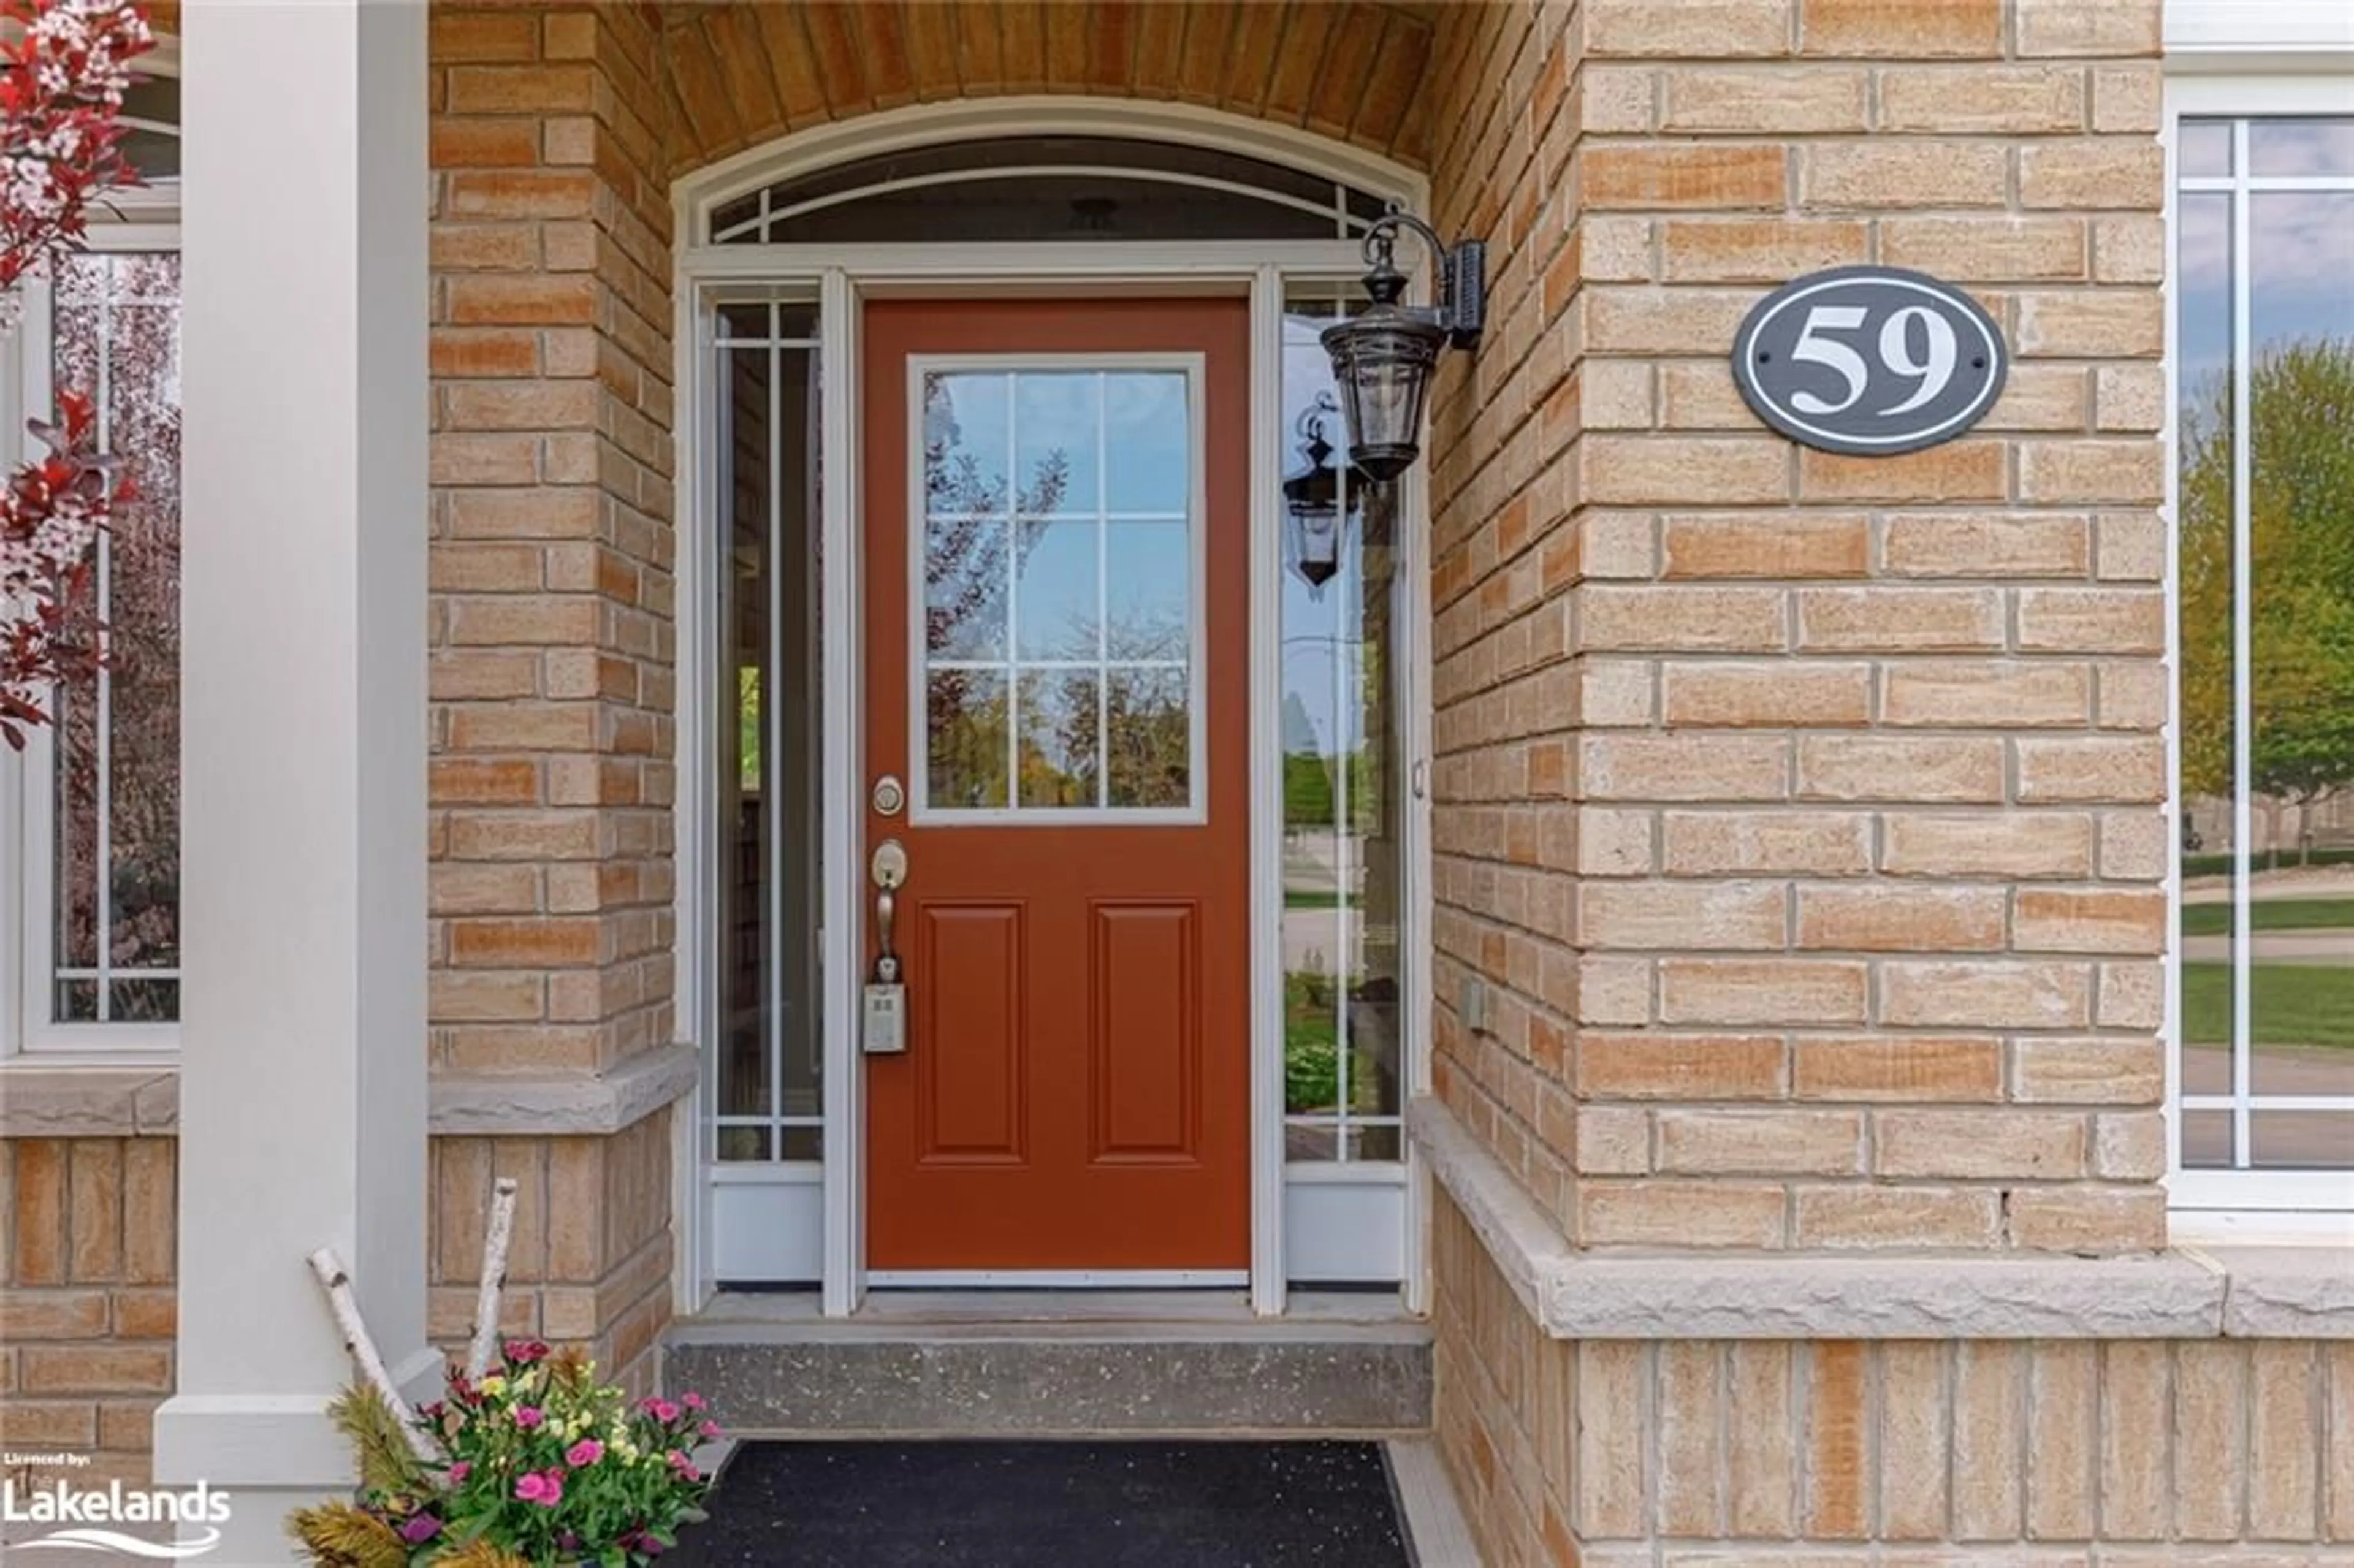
664 1439 1415 1567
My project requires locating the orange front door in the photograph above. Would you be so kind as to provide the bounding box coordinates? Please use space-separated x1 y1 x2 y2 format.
862 298 1251 1272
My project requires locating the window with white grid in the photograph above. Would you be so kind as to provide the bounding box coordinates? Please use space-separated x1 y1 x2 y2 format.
2166 89 2354 1216
3 78 180 1057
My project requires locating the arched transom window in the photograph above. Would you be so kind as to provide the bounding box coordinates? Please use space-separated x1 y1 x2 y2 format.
706 134 1403 246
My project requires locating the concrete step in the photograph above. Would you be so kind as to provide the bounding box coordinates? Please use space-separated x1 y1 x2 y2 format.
665 1291 1433 1437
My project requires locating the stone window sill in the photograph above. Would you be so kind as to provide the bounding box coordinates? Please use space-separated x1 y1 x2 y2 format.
0 1059 180 1136
1408 1096 2354 1341
0 1042 698 1140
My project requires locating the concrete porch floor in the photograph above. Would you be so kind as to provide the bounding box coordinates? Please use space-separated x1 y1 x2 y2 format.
665 1288 1432 1436
663 1289 1476 1561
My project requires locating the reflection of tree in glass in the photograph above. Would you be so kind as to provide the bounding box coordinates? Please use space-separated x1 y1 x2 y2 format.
2181 340 2354 853
1103 670 1187 807
927 669 1010 809
1013 610 1190 809
922 377 1069 652
923 378 1069 808
55 270 180 1020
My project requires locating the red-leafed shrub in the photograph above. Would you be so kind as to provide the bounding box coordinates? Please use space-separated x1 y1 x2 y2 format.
0 0 153 747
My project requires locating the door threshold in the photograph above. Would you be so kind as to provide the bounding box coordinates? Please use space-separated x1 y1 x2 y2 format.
683 1285 1418 1330
866 1269 1248 1289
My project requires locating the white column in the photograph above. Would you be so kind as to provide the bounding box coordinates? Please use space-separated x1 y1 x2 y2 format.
152 3 432 1559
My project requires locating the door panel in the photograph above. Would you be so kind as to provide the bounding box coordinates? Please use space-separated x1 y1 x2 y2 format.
1091 902 1201 1162
863 298 1251 1272
917 902 1026 1162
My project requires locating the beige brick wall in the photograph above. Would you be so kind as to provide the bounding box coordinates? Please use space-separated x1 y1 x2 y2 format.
0 1138 176 1488
1435 1194 2354 1566
427 1115 674 1397
1422 0 2171 1255
425 2 681 1401
429 3 677 1083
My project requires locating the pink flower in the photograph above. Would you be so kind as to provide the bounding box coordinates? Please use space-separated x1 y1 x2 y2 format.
445 1461 472 1485
665 1450 701 1482
398 1514 443 1545
641 1396 682 1423
565 1439 604 1468
514 1469 565 1507
698 1420 722 1440
513 1406 545 1429
504 1339 550 1366
682 1393 707 1412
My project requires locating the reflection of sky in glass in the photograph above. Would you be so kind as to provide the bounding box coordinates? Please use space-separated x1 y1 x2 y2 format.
2248 118 2354 178
926 373 1009 508
1109 522 1189 659
2177 126 2354 382
1016 373 1098 508
2252 192 2354 351
1016 519 1097 659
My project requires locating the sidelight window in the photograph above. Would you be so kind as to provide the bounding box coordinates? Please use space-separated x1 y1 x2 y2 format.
710 299 825 1163
2168 103 2354 1215
1279 287 1406 1166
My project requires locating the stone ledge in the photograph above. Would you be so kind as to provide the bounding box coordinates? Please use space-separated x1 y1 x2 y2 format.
0 1063 179 1136
1 1043 699 1140
428 1042 700 1137
2192 1243 2354 1338
1409 1096 2354 1341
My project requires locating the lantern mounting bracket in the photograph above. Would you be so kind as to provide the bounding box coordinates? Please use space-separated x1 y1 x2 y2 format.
1361 204 1485 351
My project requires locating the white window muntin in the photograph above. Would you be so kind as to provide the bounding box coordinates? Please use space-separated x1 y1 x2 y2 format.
2163 76 2354 1216
907 352 1210 827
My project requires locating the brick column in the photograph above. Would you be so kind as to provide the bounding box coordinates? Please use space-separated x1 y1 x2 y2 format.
425 3 678 1386
1424 0 2169 1255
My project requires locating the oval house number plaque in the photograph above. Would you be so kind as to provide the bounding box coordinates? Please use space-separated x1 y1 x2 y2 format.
1732 266 2008 457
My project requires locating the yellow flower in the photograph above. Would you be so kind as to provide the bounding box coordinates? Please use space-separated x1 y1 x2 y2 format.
478 1374 506 1398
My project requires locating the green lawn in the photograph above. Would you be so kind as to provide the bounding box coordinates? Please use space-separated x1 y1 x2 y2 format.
2181 845 2354 880
2178 897 2354 937
1284 889 1344 910
2179 962 2354 1048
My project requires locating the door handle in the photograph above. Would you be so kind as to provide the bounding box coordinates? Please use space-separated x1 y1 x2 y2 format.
864 840 910 1056
871 839 908 984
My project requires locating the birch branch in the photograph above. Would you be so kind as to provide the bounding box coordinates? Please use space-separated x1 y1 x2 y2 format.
306 1246 438 1463
465 1177 521 1381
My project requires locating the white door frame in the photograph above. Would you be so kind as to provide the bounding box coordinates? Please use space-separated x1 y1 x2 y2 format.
670 102 1434 1321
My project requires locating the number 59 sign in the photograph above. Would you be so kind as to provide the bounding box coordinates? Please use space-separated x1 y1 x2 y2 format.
1731 267 2008 457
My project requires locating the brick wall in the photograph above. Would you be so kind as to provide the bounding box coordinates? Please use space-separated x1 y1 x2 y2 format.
425 2 679 1393
1421 0 2171 1254
0 1138 175 1488
1435 1195 2354 1567
427 1117 673 1398
430 2 676 1082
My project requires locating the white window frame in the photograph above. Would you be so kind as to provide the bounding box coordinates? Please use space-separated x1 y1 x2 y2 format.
2162 63 2354 1231
1 57 181 1063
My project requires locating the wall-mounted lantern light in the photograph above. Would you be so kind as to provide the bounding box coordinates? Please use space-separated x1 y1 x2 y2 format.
1319 205 1486 482
1281 391 1368 597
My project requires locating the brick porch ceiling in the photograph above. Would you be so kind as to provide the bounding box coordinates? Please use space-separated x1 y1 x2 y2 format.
657 1 1441 174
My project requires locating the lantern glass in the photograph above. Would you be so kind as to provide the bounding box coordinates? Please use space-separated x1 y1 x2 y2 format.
1321 310 1443 481
1286 505 1342 592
